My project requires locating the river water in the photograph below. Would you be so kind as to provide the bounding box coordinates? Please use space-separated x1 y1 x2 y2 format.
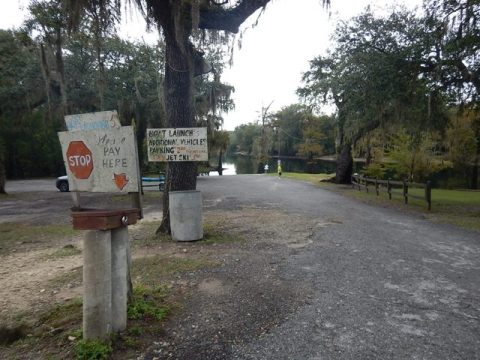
209 156 338 176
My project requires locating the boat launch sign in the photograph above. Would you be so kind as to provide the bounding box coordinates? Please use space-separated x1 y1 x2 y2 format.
147 128 208 162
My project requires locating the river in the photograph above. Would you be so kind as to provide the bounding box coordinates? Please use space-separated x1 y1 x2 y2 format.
209 155 340 176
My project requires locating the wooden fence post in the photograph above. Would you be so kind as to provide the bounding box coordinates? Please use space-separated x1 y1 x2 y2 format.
426 181 432 211
351 175 429 209
387 178 392 200
403 179 408 204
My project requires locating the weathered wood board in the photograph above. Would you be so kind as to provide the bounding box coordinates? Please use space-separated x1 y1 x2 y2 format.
147 128 208 162
65 110 121 132
58 126 139 193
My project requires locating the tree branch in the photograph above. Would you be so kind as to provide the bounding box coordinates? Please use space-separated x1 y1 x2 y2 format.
199 0 271 33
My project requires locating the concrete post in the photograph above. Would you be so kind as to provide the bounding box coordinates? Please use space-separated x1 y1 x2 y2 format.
111 227 128 332
83 230 112 340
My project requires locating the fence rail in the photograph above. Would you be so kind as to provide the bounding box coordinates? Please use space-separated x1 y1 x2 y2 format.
351 174 432 210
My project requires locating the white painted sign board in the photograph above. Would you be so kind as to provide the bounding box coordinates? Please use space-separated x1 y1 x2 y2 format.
58 126 139 193
147 128 208 162
65 110 121 132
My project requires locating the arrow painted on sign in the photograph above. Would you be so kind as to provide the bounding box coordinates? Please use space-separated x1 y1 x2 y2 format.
113 173 129 190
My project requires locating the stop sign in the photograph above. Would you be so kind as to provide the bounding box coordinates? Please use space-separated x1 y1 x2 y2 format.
66 141 94 179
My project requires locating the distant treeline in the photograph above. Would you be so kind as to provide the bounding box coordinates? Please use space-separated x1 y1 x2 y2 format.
0 0 232 188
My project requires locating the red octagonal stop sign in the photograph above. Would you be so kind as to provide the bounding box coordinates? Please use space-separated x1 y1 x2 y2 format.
66 141 94 179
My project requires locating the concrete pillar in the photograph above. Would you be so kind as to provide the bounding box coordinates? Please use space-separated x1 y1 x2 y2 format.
83 230 112 340
111 227 128 332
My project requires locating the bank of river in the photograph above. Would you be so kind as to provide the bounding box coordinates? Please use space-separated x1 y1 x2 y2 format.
210 155 362 176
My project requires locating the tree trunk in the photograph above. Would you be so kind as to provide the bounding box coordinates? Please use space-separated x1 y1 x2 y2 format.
470 164 478 190
409 152 416 183
471 143 479 190
218 149 223 176
0 151 6 194
158 30 197 234
39 44 53 123
365 137 372 166
96 46 106 111
55 28 68 117
150 0 273 233
40 34 67 126
336 143 353 184
471 120 480 189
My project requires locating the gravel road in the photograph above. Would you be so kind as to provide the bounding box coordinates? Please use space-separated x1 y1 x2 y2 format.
3 175 479 359
197 175 479 359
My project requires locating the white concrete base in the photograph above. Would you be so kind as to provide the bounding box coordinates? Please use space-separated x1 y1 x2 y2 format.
83 230 112 340
83 228 131 339
111 227 128 332
169 190 203 241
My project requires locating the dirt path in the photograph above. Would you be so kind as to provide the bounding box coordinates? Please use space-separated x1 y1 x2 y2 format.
0 247 83 319
0 181 320 359
137 207 321 360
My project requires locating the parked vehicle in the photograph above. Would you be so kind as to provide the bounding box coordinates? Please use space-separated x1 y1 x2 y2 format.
55 174 166 192
56 175 69 192
141 174 166 192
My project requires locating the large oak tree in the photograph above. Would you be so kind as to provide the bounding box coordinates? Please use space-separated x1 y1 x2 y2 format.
298 8 449 183
66 0 282 232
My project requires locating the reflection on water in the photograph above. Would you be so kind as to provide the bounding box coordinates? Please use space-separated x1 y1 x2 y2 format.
209 162 236 176
209 155 342 175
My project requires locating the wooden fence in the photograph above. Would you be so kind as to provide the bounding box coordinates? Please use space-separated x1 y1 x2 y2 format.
351 174 432 210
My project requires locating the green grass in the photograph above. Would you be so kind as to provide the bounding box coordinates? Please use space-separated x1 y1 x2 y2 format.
127 326 144 336
67 328 83 340
48 266 82 289
45 244 82 260
130 221 170 248
75 339 112 360
358 186 480 210
423 189 480 230
127 285 170 321
280 172 480 231
413 188 480 205
268 172 335 184
0 223 78 254
39 298 83 331
131 219 245 247
142 191 164 198
350 185 480 231
0 193 17 201
202 222 244 245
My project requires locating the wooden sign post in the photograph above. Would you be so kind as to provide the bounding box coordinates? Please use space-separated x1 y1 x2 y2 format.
58 113 141 340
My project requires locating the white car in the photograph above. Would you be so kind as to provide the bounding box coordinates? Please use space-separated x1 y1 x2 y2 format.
55 175 69 192
55 175 166 192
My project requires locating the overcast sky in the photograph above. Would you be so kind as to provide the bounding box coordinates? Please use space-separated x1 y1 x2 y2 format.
0 0 422 130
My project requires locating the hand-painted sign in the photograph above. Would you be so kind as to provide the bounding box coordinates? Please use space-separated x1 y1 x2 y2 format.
147 128 208 162
64 110 121 132
58 126 139 192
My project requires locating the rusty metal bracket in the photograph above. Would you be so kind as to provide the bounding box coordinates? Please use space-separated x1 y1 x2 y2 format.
71 208 140 230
